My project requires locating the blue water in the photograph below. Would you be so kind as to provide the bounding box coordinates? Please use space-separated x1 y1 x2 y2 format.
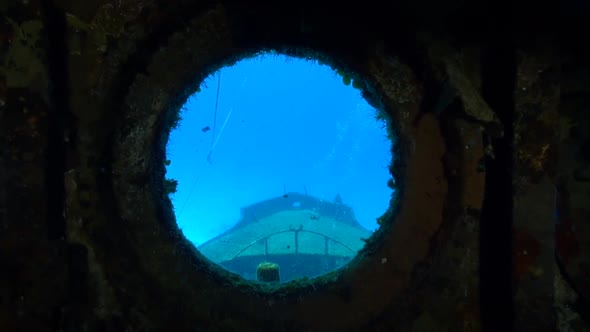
165 53 393 246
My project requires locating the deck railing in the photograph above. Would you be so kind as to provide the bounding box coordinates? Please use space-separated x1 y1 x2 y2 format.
231 225 356 260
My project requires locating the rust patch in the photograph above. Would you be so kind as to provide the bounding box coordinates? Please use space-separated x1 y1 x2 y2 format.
513 227 541 281
555 186 581 265
555 218 580 265
515 118 558 182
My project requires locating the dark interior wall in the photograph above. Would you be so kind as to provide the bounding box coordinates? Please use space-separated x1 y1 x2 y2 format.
0 0 589 331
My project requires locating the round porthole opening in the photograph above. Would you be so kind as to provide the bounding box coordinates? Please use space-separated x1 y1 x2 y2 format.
164 51 398 283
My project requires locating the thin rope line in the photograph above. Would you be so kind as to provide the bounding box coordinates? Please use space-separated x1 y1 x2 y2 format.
211 71 221 149
179 71 221 218
178 73 247 218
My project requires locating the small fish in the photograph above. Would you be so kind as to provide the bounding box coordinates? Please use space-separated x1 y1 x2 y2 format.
202 126 210 133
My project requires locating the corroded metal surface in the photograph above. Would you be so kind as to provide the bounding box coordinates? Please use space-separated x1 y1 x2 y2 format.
512 48 561 330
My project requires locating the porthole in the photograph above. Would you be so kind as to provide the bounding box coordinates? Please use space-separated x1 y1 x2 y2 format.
164 52 396 282
110 7 449 328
